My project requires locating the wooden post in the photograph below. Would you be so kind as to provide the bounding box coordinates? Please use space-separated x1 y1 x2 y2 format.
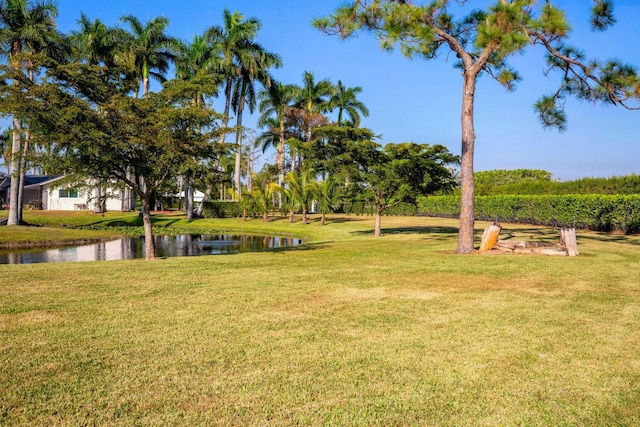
560 227 579 257
479 222 502 251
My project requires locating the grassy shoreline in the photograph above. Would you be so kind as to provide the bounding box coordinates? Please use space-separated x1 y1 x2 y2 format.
1 211 639 425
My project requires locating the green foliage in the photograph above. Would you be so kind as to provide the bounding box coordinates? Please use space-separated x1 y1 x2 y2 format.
418 194 640 233
200 200 243 218
474 171 640 196
244 172 278 221
342 200 417 216
346 141 458 214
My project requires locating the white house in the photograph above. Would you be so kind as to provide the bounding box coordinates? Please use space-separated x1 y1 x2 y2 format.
1 175 124 211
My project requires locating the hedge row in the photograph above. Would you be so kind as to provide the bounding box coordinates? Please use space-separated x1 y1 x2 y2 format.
417 194 640 233
201 200 420 218
341 201 418 216
200 201 244 218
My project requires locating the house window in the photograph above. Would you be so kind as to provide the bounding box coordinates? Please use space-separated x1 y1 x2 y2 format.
58 189 79 198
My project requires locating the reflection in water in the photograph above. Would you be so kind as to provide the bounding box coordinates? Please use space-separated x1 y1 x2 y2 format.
0 234 302 264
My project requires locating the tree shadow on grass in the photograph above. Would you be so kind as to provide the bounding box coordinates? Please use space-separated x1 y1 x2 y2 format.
351 226 459 239
498 226 640 246
498 227 560 242
210 241 330 256
575 232 640 246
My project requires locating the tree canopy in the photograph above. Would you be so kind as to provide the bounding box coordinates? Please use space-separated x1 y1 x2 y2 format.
0 57 223 259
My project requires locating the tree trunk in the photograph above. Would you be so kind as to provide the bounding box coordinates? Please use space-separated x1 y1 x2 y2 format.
17 132 28 222
560 227 579 257
218 78 233 145
302 205 308 224
291 146 297 174
374 201 383 237
320 212 326 226
456 72 478 254
195 187 212 218
184 174 193 219
479 223 502 251
141 197 155 261
7 115 22 225
234 95 245 197
93 185 104 214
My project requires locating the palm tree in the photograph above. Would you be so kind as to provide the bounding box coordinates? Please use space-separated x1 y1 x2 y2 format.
0 0 60 225
174 33 223 219
245 171 277 222
174 32 222 102
120 15 179 97
205 9 260 144
257 81 296 188
327 80 369 127
206 9 281 197
291 71 333 170
295 71 333 117
69 13 126 66
284 169 316 225
71 14 131 214
311 175 338 226
230 45 281 197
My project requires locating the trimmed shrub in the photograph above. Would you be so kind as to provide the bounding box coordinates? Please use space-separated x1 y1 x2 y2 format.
342 200 418 216
418 194 640 233
200 201 244 218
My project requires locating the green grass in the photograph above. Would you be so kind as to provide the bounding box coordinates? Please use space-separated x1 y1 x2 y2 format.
1 212 640 425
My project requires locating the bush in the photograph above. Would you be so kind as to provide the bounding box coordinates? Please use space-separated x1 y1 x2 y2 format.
418 194 640 233
200 201 244 218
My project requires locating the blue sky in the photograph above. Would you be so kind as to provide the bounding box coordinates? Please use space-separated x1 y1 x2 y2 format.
24 1 640 179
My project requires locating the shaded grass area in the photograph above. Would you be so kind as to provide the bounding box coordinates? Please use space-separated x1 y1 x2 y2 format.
1 213 640 425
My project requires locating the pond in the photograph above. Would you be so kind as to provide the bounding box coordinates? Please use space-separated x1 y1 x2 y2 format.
0 234 303 264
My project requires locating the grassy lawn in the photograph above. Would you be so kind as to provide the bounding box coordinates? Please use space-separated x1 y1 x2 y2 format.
1 212 639 425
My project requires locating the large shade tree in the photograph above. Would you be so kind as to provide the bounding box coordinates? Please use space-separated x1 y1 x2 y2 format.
347 141 459 237
1 59 222 260
316 0 640 253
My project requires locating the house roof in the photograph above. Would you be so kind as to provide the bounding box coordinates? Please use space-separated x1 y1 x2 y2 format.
23 175 64 189
0 174 63 190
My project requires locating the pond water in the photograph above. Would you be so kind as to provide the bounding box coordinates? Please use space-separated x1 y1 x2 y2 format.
0 234 303 264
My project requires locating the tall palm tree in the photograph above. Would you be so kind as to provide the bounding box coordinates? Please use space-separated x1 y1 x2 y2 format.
120 15 179 97
295 71 333 117
174 33 223 218
230 46 281 196
206 9 280 197
70 14 131 214
292 71 333 170
327 80 369 127
205 9 260 144
0 0 60 225
174 32 221 103
69 13 126 66
257 81 296 187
